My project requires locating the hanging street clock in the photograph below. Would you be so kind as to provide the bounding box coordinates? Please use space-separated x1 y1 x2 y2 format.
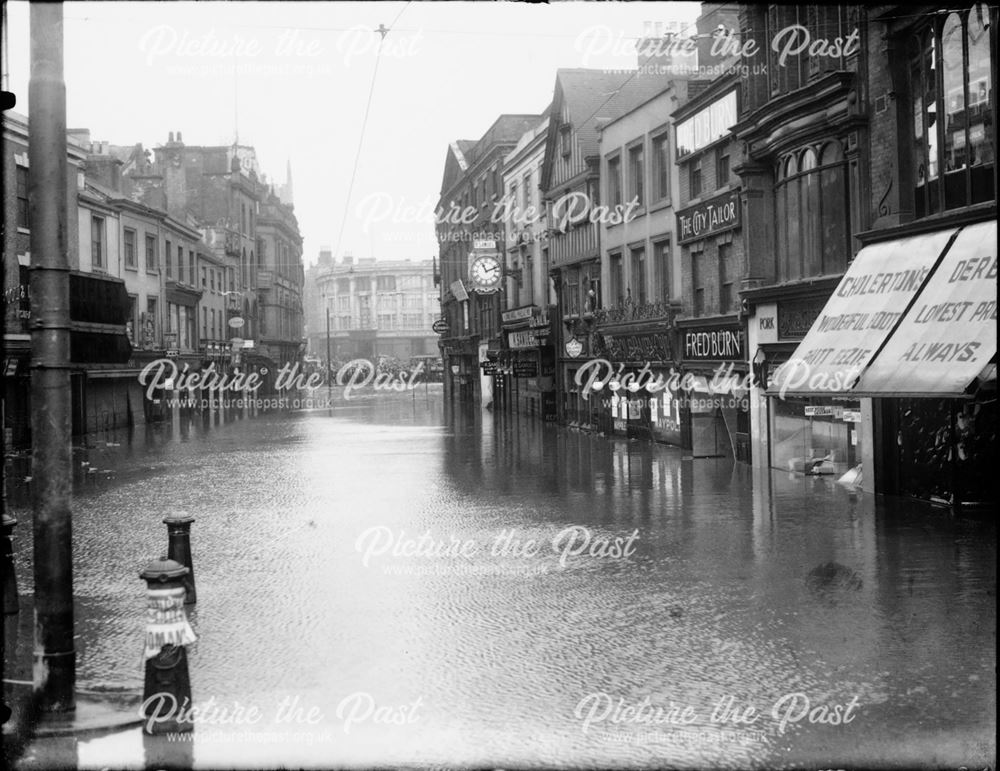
469 253 503 294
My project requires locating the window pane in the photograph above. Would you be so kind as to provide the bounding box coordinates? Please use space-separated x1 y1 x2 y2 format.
968 3 995 204
776 180 788 280
802 150 821 276
787 177 801 281
942 13 967 208
821 163 848 274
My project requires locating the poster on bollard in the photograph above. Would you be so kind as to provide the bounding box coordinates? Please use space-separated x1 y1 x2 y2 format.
769 227 958 396
856 221 998 396
3 3 996 771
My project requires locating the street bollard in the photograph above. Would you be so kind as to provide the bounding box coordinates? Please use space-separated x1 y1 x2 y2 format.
2 513 17 615
163 514 197 604
140 557 197 735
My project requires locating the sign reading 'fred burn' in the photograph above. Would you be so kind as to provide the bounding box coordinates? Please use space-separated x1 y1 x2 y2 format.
683 325 745 361
676 191 740 244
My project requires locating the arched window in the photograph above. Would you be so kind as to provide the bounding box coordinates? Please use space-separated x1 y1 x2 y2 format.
909 4 996 216
775 142 850 281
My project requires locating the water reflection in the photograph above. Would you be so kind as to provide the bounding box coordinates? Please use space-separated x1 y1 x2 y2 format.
5 390 994 769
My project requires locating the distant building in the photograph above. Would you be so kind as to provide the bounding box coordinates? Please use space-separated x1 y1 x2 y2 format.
256 185 305 369
303 246 333 357
313 255 439 361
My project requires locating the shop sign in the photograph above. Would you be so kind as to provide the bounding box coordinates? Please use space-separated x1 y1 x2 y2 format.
565 338 583 358
778 298 824 340
513 360 538 378
597 332 672 362
502 306 537 325
431 318 450 335
841 410 862 422
682 325 744 361
529 309 550 329
480 360 498 375
804 405 843 417
509 330 538 350
450 280 469 302
676 191 740 244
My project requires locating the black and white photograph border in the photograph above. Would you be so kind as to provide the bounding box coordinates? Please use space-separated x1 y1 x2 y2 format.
1 1 996 769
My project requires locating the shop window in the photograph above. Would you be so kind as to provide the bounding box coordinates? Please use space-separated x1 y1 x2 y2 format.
769 397 860 475
909 5 996 217
775 142 849 282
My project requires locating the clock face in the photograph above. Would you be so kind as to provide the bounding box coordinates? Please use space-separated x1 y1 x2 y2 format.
470 254 502 292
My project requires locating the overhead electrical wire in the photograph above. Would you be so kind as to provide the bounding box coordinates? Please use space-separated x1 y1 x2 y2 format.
331 2 411 263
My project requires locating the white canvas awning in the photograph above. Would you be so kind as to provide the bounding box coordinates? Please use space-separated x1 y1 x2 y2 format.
769 226 960 397
853 220 997 397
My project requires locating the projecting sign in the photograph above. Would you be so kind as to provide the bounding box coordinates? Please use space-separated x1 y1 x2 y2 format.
229 317 245 329
432 319 450 335
450 280 469 302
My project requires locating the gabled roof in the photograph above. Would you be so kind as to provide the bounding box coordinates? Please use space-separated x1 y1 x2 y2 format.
553 69 672 157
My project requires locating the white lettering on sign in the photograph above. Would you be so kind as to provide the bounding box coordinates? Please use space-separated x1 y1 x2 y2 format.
509 331 538 350
684 329 743 360
677 193 741 243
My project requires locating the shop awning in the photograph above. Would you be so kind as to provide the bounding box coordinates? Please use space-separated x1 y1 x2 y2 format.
768 226 962 397
853 220 996 397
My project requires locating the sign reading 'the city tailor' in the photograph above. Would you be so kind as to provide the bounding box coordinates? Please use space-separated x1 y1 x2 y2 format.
676 191 740 244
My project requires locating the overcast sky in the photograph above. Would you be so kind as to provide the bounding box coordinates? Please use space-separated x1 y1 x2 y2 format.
5 1 700 265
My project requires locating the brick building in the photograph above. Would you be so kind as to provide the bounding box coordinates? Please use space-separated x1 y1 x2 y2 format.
541 69 672 426
497 117 557 422
674 70 748 459
436 115 543 407
739 3 996 509
256 185 305 371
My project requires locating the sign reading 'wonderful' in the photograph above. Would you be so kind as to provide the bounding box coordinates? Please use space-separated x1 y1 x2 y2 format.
771 227 958 395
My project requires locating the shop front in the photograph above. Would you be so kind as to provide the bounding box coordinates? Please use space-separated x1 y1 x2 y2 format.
591 312 677 443
441 336 479 406
677 319 748 460
771 219 997 508
503 309 556 422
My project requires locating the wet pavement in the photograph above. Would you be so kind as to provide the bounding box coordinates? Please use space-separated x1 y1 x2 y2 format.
4 386 996 769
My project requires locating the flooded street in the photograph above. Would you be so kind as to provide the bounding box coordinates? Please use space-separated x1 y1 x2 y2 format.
7 390 996 769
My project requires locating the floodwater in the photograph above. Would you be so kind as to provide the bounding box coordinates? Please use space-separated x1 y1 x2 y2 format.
6 387 996 769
